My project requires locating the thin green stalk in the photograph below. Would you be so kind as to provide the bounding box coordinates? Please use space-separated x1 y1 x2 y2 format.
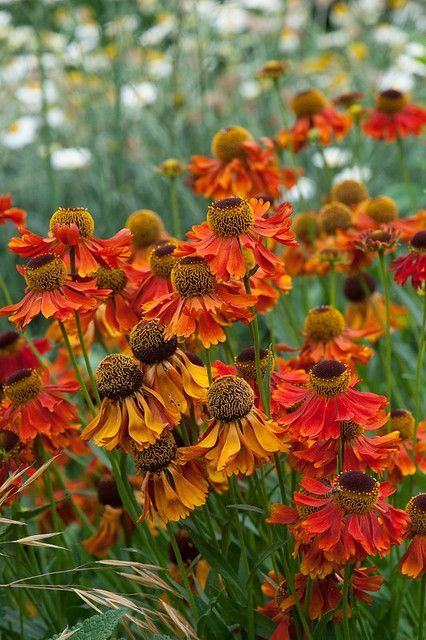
50 464 95 532
167 522 199 623
169 176 181 238
378 251 392 406
243 272 268 412
280 552 313 640
204 346 212 384
58 320 96 416
74 311 101 405
35 436 62 531
329 262 336 307
418 574 425 640
396 133 417 211
274 453 287 505
0 272 12 305
304 576 313 618
414 294 426 435
342 563 351 640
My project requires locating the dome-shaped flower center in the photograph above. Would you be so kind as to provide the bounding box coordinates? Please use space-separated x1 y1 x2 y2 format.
207 375 254 422
235 347 273 381
24 254 68 291
406 494 426 536
50 207 95 239
149 241 177 278
410 230 426 254
97 476 122 508
309 360 351 397
294 212 320 243
0 330 21 354
365 196 398 223
339 420 364 440
171 257 216 297
96 266 127 293
296 488 322 518
376 89 407 115
291 89 327 118
126 209 164 249
132 431 177 473
320 202 353 234
130 319 178 364
333 471 379 514
3 369 43 405
168 529 199 565
343 272 376 302
0 429 20 453
211 126 253 163
275 580 290 607
331 180 368 207
259 59 288 79
95 354 144 400
207 197 254 238
389 409 414 440
304 305 345 342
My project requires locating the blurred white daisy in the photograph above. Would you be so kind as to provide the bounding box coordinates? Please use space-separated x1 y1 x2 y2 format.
140 15 175 46
121 82 158 110
334 166 371 184
215 4 248 34
16 80 57 111
51 147 91 170
313 147 351 168
2 117 38 149
374 24 407 47
286 177 316 201
240 80 260 100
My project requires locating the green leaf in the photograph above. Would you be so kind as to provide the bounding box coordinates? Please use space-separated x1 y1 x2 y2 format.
47 608 126 640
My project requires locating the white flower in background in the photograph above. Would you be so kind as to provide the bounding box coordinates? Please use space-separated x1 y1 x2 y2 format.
313 147 351 168
147 55 172 79
355 0 385 24
16 80 57 111
405 42 426 59
286 177 316 201
47 108 66 128
374 23 407 47
243 0 281 11
279 28 300 52
7 25 36 50
379 69 415 92
105 14 138 36
121 82 158 110
334 166 371 183
215 4 248 34
285 0 308 29
2 117 38 149
51 147 91 170
0 54 36 84
0 10 11 31
240 80 260 100
74 23 100 50
317 30 349 49
140 14 175 46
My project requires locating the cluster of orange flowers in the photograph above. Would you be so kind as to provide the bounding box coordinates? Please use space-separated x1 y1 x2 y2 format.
0 82 425 638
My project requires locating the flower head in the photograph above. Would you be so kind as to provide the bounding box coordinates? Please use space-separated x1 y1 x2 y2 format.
363 89 426 141
391 230 426 289
399 494 426 579
0 330 49 384
0 193 26 230
330 180 368 207
356 227 399 253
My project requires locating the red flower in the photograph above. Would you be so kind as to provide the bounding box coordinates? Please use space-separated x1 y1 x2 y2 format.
363 89 426 141
391 230 426 289
273 360 388 440
0 254 110 329
178 197 296 281
384 411 426 485
132 241 177 310
0 330 49 384
93 264 144 336
399 494 426 579
0 193 26 230
9 207 132 277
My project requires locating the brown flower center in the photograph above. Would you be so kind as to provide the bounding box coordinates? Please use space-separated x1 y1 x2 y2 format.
130 319 178 364
376 89 407 115
24 254 68 291
411 230 426 254
333 471 379 514
207 197 254 238
406 494 426 536
126 209 164 249
171 257 216 297
0 429 20 452
291 89 327 118
96 266 127 293
330 180 368 207
207 375 254 422
132 431 177 473
211 126 253 163
3 369 43 405
97 476 123 508
95 354 144 400
235 347 273 381
149 241 177 278
304 305 345 341
320 202 353 234
309 360 351 397
275 580 290 607
168 529 200 565
339 420 364 440
50 207 95 239
343 273 376 302
294 212 320 243
0 330 21 354
365 196 398 223
389 409 414 440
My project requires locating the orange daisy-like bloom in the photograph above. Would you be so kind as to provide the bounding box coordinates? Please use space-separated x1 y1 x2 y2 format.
180 375 288 477
188 125 284 200
291 420 400 478
93 263 143 336
81 354 181 452
0 193 26 230
0 330 49 383
132 431 208 525
278 88 352 153
273 360 388 440
126 209 169 265
0 254 110 329
0 368 80 445
354 196 426 242
83 476 124 558
363 89 426 142
129 319 208 414
343 272 407 342
0 429 34 487
132 240 177 310
142 256 256 348
179 197 296 280
391 230 426 289
399 494 426 579
296 305 374 368
382 410 426 485
293 472 408 565
9 207 132 277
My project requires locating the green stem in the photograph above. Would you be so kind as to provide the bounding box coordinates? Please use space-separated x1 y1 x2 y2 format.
338 438 343 474
167 522 199 623
35 436 62 531
50 464 95 532
204 346 212 384
418 574 425 640
169 176 181 238
0 272 12 305
304 576 313 618
58 320 96 416
378 251 392 407
243 273 268 412
342 563 351 640
281 552 313 640
329 262 336 307
396 133 417 211
74 312 101 405
414 294 426 436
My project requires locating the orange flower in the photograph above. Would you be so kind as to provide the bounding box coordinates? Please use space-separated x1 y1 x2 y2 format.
0 368 80 445
278 89 352 153
0 254 110 329
81 354 181 451
0 429 34 487
383 411 426 485
142 256 257 348
83 476 124 557
0 193 26 230
129 319 208 414
9 207 132 277
363 89 426 141
188 126 284 200
132 240 177 310
179 197 296 280
343 272 407 342
180 375 288 477
132 431 208 525
0 330 49 383
126 209 169 264
93 264 143 336
399 494 426 579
